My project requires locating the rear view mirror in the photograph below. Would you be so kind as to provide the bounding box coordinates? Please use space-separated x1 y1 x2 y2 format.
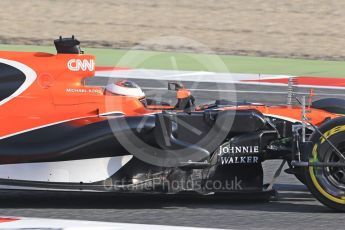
168 82 176 91
168 82 184 91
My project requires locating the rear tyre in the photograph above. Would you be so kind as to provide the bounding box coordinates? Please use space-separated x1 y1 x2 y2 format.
304 117 345 211
312 98 345 114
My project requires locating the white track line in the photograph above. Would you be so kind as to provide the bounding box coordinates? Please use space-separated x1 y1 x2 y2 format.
0 217 229 230
95 69 345 90
95 69 289 83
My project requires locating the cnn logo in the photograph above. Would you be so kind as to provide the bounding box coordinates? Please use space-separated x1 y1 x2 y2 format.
67 59 95 71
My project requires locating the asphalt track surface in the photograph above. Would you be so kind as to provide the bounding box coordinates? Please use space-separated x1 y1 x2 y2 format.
1 76 345 229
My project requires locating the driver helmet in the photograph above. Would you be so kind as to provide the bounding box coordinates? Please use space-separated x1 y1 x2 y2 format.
105 80 145 98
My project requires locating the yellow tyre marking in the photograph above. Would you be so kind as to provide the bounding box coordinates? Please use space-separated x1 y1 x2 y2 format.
309 166 345 204
320 125 345 144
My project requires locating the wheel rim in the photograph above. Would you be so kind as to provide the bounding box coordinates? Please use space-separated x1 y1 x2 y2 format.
312 136 345 200
324 146 345 190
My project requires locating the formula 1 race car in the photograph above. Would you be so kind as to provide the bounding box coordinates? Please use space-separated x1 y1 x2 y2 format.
1 36 345 211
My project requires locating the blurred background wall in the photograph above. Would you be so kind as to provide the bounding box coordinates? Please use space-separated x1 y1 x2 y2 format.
0 0 344 60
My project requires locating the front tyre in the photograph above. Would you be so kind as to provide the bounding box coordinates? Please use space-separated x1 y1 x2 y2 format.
304 117 345 211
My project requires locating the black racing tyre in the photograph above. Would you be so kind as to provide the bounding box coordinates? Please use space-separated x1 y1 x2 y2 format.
304 117 345 211
312 98 345 114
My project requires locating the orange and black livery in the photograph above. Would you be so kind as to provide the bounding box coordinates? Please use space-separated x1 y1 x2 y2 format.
0 37 345 211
